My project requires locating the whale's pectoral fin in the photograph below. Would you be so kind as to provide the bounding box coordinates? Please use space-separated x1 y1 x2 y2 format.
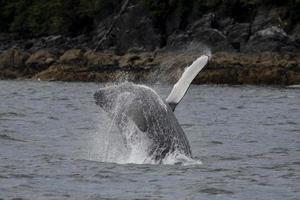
166 55 209 111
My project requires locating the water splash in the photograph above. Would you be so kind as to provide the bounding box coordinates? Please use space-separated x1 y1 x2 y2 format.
148 43 211 84
89 82 202 166
162 150 202 166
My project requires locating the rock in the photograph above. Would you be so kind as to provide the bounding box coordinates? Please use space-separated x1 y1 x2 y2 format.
191 28 233 51
195 68 238 84
26 49 56 69
238 66 287 84
184 14 234 51
166 31 190 49
0 49 29 69
189 13 216 29
216 17 235 31
251 8 281 34
59 49 84 65
245 26 296 52
34 65 81 81
119 54 140 68
39 35 69 51
226 23 251 51
34 64 109 82
1 47 300 85
255 26 288 40
193 51 300 85
25 36 64 52
84 51 119 67
286 70 300 85
244 7 299 52
0 49 30 79
119 53 157 69
33 64 148 82
20 35 91 53
291 23 300 45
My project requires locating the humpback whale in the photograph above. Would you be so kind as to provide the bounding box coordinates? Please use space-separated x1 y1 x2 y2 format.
94 55 209 163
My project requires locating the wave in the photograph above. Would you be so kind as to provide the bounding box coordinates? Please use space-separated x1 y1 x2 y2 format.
0 134 25 142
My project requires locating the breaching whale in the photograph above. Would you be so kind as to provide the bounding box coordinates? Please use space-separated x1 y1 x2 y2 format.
94 55 209 163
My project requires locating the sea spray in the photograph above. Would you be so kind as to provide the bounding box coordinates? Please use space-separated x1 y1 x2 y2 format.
90 82 202 165
90 50 210 165
148 43 211 84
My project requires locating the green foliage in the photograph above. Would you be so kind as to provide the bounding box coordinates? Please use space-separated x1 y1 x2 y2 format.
0 0 299 37
0 0 120 37
79 0 120 17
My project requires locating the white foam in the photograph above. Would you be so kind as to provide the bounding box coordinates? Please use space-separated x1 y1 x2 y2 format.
89 83 202 166
161 150 202 166
287 85 300 89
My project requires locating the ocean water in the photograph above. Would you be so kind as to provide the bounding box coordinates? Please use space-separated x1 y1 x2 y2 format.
0 80 299 200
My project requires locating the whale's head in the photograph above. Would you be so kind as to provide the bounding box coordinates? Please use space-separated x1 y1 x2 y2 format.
94 87 118 113
94 83 136 114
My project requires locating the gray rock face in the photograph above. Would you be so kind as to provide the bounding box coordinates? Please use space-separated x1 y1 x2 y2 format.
226 23 251 51
191 28 233 51
167 13 234 52
190 13 216 29
246 26 297 52
164 7 298 53
251 8 280 34
166 31 190 48
291 23 300 44
216 17 235 31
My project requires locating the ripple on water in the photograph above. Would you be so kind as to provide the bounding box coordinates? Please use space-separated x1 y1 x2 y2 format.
0 81 300 200
0 134 25 142
198 187 235 195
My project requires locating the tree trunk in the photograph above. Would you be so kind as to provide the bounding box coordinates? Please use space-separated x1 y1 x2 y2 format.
93 0 131 52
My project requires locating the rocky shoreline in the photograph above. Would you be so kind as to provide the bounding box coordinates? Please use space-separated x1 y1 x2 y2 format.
1 1 300 85
0 48 299 85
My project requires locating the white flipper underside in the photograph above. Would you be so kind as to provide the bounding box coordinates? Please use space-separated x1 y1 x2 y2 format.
166 55 209 110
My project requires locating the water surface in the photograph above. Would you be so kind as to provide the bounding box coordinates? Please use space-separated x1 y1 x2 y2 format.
0 80 299 199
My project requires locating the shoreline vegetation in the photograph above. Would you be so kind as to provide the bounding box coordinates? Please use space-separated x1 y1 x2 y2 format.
0 0 299 85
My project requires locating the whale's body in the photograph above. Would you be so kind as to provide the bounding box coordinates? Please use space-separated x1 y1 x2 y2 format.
94 55 209 162
94 83 191 161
